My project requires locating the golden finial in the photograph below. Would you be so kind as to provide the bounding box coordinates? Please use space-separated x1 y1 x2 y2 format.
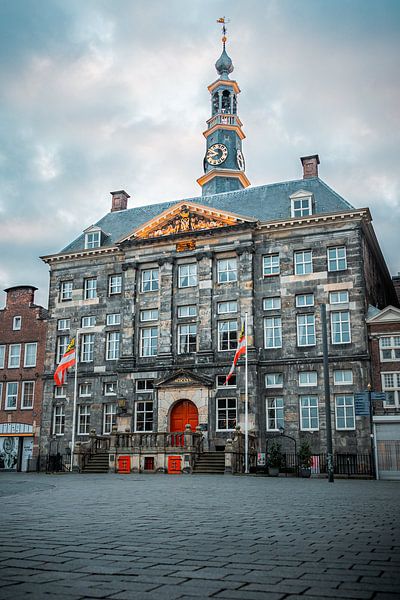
216 16 230 47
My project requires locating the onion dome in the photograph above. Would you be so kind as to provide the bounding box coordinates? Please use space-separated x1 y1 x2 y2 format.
215 44 234 78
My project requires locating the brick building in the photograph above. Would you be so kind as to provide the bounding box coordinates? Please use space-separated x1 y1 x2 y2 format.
39 37 397 473
0 286 48 471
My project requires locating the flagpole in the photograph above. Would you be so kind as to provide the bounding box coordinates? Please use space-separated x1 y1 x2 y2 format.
70 330 79 472
244 312 249 474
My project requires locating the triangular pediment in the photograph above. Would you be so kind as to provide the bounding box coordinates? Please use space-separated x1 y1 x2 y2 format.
118 201 255 242
156 369 213 388
367 305 400 324
289 189 313 199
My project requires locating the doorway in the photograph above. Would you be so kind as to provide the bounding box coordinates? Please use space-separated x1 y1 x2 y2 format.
170 400 199 432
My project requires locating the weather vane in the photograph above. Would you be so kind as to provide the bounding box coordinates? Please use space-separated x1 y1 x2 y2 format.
216 16 230 47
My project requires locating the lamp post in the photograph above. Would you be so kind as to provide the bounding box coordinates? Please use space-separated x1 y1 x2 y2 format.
367 383 377 479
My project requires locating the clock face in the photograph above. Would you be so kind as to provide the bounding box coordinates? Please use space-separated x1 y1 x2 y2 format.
206 143 228 166
236 149 245 171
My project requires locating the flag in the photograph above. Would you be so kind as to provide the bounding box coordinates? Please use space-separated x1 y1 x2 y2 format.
225 323 246 385
54 338 76 386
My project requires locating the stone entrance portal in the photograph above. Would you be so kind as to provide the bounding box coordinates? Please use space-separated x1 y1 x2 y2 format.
170 400 199 432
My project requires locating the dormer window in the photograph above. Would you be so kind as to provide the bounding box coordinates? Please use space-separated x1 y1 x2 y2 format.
85 231 101 249
290 191 313 218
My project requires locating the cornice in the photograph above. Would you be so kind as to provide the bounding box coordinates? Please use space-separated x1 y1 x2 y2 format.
203 123 245 140
257 208 371 232
40 246 120 265
207 79 241 95
197 169 251 189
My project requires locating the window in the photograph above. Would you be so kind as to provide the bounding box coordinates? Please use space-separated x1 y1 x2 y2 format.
24 343 37 367
53 406 65 435
0 345 5 369
103 404 117 434
13 316 22 330
217 398 237 431
56 336 69 363
136 380 154 392
178 263 197 288
294 250 313 275
21 381 35 409
6 382 18 409
265 373 283 388
300 396 319 431
299 371 318 386
382 372 400 407
328 246 347 272
264 317 282 349
106 331 120 360
77 405 90 435
333 370 353 385
106 313 121 326
54 385 67 398
291 196 312 217
329 291 349 304
297 314 316 346
85 231 100 249
178 305 197 318
217 258 237 283
216 374 237 388
8 344 21 368
81 333 94 362
263 254 280 276
79 383 92 397
335 395 355 430
140 309 159 322
57 319 70 331
263 297 281 311
135 401 154 432
104 382 117 396
178 324 197 354
141 268 159 292
81 316 96 328
296 294 314 308
108 274 122 295
60 281 73 301
140 327 158 357
217 301 237 314
380 336 400 361
84 278 97 300
331 311 351 344
266 398 284 431
218 320 238 351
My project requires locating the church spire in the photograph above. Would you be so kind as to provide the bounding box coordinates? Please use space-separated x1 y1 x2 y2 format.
197 18 250 196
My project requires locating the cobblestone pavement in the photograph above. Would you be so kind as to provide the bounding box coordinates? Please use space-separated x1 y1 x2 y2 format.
0 473 399 600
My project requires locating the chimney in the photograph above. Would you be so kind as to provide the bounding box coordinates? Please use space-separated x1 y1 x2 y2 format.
300 154 320 179
4 285 37 308
110 190 130 212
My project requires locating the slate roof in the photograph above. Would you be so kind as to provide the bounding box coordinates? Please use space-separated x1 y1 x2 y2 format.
62 177 354 252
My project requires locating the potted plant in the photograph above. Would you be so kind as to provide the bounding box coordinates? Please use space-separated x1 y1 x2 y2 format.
298 439 313 478
267 440 283 476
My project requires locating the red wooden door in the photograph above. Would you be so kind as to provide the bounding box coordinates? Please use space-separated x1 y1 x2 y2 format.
170 400 199 432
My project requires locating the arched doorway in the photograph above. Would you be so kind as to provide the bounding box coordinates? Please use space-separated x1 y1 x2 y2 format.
170 400 199 432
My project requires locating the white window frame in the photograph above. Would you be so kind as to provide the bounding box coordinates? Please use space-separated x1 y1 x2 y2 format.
216 374 237 388
333 370 353 385
106 313 121 326
60 281 73 301
295 294 314 308
13 316 22 330
178 323 197 354
56 336 69 363
141 268 159 292
329 291 349 305
106 331 120 361
263 297 281 311
381 372 400 407
77 405 90 435
263 254 280 277
263 317 282 349
178 263 197 288
81 316 96 328
81 333 94 362
297 314 316 347
8 344 21 368
380 336 400 361
79 383 92 397
300 396 319 431
85 230 101 249
140 327 158 357
218 320 238 351
108 274 122 295
265 373 283 388
328 246 347 272
24 342 37 368
298 371 318 386
217 258 237 283
103 404 117 434
217 301 237 315
57 319 70 331
178 305 197 318
53 405 65 435
331 311 351 344
21 381 35 409
84 278 97 300
54 385 67 398
216 397 237 431
291 196 312 218
294 250 313 275
136 379 154 393
134 400 154 432
335 395 355 430
266 397 284 431
104 382 117 396
140 309 159 322
6 382 18 410
0 345 5 369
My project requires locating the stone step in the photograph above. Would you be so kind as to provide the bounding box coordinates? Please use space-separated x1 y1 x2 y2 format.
193 452 225 474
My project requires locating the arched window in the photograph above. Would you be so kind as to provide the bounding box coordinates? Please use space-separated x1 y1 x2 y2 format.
212 93 219 115
232 95 237 114
221 90 231 113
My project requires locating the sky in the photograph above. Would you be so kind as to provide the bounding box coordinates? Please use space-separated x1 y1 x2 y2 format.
0 0 399 308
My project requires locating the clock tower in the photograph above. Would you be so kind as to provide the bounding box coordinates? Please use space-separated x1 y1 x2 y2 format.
197 23 250 196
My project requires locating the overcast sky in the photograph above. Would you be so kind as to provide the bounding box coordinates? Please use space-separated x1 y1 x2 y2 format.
1 0 399 308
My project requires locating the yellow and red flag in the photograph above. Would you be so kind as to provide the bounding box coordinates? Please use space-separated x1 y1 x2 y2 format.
225 323 246 385
54 338 76 386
